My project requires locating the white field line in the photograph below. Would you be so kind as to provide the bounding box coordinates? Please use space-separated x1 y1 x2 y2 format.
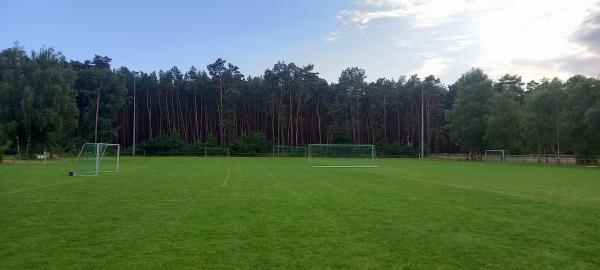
8 197 320 203
312 165 379 168
222 168 232 187
2 178 85 195
3 166 148 195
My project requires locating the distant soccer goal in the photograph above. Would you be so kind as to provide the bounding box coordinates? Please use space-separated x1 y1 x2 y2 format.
484 150 510 162
70 143 120 176
272 146 307 157
204 147 230 157
308 144 377 167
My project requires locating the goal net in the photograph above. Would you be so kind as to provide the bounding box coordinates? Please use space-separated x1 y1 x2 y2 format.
272 146 307 157
205 147 230 157
308 144 377 167
484 150 510 162
70 143 120 176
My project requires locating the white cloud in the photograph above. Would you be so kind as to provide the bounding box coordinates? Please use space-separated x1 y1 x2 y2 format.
392 38 414 48
335 0 600 82
434 35 474 52
472 0 598 79
324 31 340 42
413 56 452 76
338 9 409 25
338 0 491 29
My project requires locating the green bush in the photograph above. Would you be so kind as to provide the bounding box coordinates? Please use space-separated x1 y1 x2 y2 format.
0 140 13 163
138 133 221 156
138 133 185 155
230 132 271 155
376 142 418 157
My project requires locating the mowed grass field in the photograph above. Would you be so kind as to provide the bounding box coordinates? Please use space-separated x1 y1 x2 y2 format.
1 157 600 269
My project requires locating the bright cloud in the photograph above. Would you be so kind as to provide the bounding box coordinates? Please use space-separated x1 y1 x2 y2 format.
413 56 452 76
324 31 340 42
335 0 600 82
338 0 492 28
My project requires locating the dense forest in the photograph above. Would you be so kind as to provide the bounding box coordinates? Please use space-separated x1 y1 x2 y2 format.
1 45 599 159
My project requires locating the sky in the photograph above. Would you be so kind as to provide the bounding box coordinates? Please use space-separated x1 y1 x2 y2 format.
1 0 599 84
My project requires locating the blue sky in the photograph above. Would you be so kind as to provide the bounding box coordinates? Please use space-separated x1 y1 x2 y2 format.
1 0 599 84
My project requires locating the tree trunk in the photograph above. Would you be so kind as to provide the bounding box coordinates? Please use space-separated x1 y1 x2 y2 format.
396 101 401 144
316 96 322 144
146 87 152 138
218 77 225 144
193 85 199 142
289 87 293 146
383 94 387 142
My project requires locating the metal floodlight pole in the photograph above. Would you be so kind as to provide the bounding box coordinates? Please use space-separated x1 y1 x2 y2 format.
95 143 100 176
420 83 425 159
116 144 120 172
132 72 137 156
371 145 375 167
94 87 101 143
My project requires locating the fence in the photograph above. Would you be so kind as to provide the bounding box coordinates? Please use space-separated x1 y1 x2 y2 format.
428 153 598 165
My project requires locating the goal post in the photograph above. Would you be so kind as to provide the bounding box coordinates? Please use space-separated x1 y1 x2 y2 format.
70 143 120 176
308 144 378 167
272 146 307 157
97 143 120 173
484 149 510 162
204 147 230 157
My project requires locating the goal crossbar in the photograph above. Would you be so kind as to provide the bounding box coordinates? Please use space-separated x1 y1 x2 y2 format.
71 143 120 176
308 144 378 168
204 147 230 157
272 146 307 157
484 149 510 162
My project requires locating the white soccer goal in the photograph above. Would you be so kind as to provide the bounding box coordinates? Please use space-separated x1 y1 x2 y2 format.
70 143 120 176
484 150 510 163
204 147 230 157
272 146 307 157
308 144 378 167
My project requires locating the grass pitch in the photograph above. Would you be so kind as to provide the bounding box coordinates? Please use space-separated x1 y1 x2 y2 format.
1 157 600 269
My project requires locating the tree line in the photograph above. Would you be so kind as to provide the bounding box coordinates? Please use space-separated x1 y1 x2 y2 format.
1 44 599 159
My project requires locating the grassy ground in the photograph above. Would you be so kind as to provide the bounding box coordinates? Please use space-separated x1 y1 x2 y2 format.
1 157 599 269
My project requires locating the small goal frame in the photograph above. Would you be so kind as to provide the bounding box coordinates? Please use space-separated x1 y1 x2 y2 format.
70 143 120 176
272 146 307 157
484 149 510 163
204 147 230 157
308 144 378 168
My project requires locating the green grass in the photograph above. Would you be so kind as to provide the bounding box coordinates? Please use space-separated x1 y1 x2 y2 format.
1 157 600 269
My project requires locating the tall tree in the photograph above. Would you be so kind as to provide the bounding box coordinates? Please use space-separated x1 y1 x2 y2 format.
207 58 242 144
71 55 126 143
485 91 522 152
562 75 600 159
4 43 600 158
523 78 564 156
337 67 367 143
447 68 494 154
0 45 77 154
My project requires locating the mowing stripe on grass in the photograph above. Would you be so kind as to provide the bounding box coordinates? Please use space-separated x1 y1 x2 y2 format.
2 178 86 195
409 178 544 201
364 169 545 202
222 167 232 187
12 197 321 204
120 166 150 172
